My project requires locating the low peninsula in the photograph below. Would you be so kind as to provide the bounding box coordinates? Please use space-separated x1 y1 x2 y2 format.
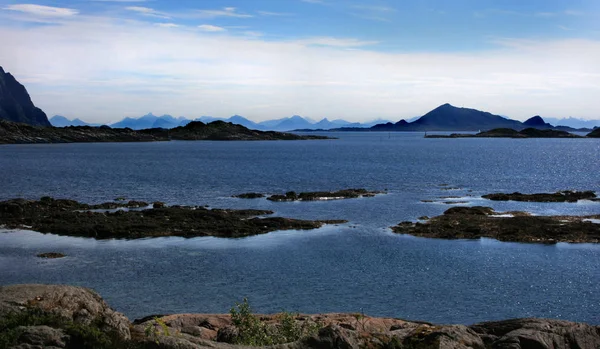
0 119 331 144
0 197 345 239
392 206 600 243
425 127 594 138
1 284 599 349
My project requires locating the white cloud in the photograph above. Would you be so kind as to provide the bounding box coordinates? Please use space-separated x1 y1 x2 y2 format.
2 4 78 17
0 16 599 122
198 24 226 32
257 10 292 16
156 23 179 28
194 7 252 19
295 37 378 47
125 6 170 19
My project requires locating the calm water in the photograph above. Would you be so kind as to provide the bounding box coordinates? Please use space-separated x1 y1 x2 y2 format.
0 133 599 324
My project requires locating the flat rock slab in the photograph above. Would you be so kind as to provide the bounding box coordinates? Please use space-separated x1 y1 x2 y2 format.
392 206 600 243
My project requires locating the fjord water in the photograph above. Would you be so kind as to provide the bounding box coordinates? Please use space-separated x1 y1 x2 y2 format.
0 133 599 324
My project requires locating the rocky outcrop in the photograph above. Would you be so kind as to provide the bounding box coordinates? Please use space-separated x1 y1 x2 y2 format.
0 284 130 340
2 285 600 349
0 119 165 144
392 206 600 243
265 189 383 202
482 190 597 203
0 66 51 127
0 197 345 239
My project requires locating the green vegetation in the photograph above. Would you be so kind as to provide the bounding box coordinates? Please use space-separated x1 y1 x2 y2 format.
144 316 171 344
229 298 322 346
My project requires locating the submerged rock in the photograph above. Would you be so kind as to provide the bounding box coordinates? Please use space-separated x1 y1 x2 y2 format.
392 207 600 243
234 193 265 199
36 252 66 259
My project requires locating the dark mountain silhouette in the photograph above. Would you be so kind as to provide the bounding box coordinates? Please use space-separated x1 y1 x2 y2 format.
523 115 552 128
0 66 50 126
395 104 522 131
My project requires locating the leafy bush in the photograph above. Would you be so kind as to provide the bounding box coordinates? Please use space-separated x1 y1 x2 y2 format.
229 298 322 346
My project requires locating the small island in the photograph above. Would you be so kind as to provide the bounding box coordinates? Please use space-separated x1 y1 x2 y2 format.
392 206 600 243
482 190 597 202
0 197 346 239
425 127 586 138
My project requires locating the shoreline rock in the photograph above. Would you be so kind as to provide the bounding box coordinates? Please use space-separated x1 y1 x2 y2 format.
265 189 383 202
392 206 600 243
1 284 600 349
0 197 346 239
482 190 597 202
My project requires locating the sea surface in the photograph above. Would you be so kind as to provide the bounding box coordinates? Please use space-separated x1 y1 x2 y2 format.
0 132 599 324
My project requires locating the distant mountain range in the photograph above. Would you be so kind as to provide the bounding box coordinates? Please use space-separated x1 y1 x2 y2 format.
48 105 599 133
312 104 595 132
50 114 392 131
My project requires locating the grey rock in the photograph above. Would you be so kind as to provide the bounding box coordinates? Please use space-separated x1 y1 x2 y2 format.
10 325 68 349
0 284 130 340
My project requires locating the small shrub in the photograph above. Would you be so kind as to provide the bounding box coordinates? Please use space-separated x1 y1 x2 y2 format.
229 298 322 346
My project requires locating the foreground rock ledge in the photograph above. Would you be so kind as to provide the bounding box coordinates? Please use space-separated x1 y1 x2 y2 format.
1 284 600 349
392 206 600 243
0 197 346 239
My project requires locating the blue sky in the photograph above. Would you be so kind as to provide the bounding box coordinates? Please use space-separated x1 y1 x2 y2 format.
0 0 599 123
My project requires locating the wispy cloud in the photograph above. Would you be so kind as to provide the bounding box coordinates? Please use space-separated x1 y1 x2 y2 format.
125 6 170 19
301 0 326 4
295 37 378 47
257 10 292 16
156 23 179 28
2 4 79 17
198 24 226 32
194 7 252 19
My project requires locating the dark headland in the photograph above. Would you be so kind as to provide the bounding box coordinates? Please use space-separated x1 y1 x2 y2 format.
1 284 599 349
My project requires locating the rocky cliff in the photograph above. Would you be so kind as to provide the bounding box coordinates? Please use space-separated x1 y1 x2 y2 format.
0 66 51 127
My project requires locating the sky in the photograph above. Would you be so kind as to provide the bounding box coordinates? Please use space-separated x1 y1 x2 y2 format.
0 0 599 123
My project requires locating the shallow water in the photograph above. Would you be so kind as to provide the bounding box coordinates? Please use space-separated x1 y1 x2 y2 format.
0 133 599 324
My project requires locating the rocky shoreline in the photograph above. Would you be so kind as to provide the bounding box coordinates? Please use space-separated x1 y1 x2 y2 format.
0 197 345 239
0 119 331 144
1 284 599 349
392 206 600 243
